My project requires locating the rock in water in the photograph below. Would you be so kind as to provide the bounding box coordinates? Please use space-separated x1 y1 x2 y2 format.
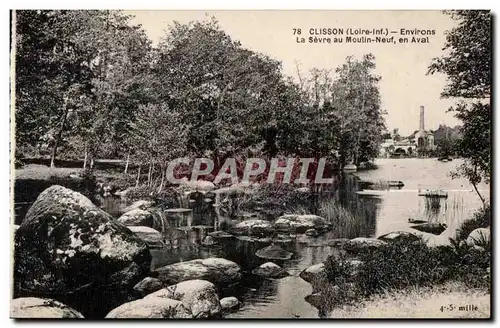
410 222 447 235
128 226 165 248
299 263 325 283
220 297 240 312
378 231 421 243
202 235 217 246
133 277 164 297
145 280 221 318
255 243 293 260
121 200 155 214
154 258 241 286
208 230 234 239
10 297 84 319
105 298 191 319
231 219 274 237
252 262 289 278
274 214 329 233
14 185 152 319
343 237 388 254
117 209 154 227
466 228 490 247
305 229 319 237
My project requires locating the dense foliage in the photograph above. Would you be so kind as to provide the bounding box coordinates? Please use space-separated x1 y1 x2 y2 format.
15 10 386 188
428 10 491 203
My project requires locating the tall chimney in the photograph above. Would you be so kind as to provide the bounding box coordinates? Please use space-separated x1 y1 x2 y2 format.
419 106 425 131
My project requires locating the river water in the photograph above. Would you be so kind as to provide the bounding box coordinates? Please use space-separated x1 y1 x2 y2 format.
13 158 491 318
150 158 490 319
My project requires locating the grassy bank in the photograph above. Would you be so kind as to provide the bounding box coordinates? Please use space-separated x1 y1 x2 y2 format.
311 205 491 317
329 281 490 319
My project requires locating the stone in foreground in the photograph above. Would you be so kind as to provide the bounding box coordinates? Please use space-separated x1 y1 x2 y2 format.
220 297 240 312
14 185 151 318
105 298 191 318
255 243 293 260
146 280 221 318
154 258 241 286
252 262 289 278
343 237 388 254
11 297 84 319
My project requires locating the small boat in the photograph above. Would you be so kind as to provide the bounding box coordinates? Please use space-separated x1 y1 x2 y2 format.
418 189 448 198
343 163 358 172
356 190 385 197
438 157 453 162
408 218 428 224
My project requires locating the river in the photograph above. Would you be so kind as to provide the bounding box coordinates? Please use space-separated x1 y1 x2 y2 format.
150 158 490 318
13 158 490 318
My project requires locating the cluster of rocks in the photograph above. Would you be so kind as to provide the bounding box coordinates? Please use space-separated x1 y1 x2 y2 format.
11 185 243 319
230 214 332 238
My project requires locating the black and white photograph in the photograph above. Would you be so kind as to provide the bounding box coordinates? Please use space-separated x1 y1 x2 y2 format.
9 9 491 319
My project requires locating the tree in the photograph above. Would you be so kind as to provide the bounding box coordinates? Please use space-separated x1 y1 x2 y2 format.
154 18 304 164
15 10 153 168
428 10 491 204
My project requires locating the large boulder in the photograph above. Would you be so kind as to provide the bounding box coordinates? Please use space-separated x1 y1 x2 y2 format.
255 243 293 260
128 226 165 248
117 209 154 227
378 231 421 243
10 297 84 319
343 237 388 254
230 219 274 236
14 185 152 319
252 262 289 278
145 280 221 318
105 298 191 318
133 277 164 297
299 263 325 283
466 228 490 247
410 222 447 235
154 258 241 286
274 214 329 233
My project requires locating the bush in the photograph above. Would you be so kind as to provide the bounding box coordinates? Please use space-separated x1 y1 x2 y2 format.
236 184 312 217
455 205 491 241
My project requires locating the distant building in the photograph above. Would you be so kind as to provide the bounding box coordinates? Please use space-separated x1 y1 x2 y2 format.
380 106 436 158
414 106 436 154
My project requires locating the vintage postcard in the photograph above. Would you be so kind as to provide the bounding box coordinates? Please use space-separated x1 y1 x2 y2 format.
10 10 491 319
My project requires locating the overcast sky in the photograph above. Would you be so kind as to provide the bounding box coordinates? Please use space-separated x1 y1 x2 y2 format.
126 10 461 135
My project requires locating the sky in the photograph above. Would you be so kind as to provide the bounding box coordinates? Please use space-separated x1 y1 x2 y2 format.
126 10 461 136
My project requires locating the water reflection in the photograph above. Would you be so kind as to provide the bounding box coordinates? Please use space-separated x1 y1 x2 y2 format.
14 158 489 318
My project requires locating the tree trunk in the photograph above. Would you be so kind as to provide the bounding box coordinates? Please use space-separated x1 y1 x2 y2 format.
124 152 130 174
50 97 70 168
158 166 165 193
147 162 152 186
83 145 88 169
472 181 486 206
136 165 141 187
